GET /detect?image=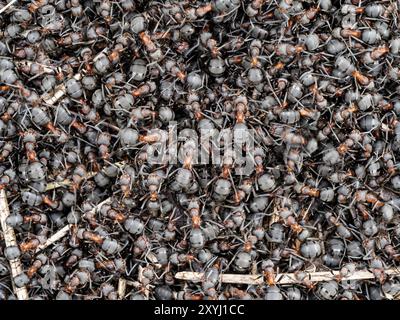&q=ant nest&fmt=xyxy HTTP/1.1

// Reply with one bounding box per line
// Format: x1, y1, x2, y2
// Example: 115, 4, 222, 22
0, 0, 400, 300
